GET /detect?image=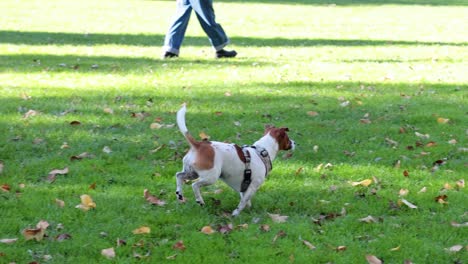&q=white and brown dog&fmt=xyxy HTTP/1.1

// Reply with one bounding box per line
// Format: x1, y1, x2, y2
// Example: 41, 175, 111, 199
175, 104, 295, 216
